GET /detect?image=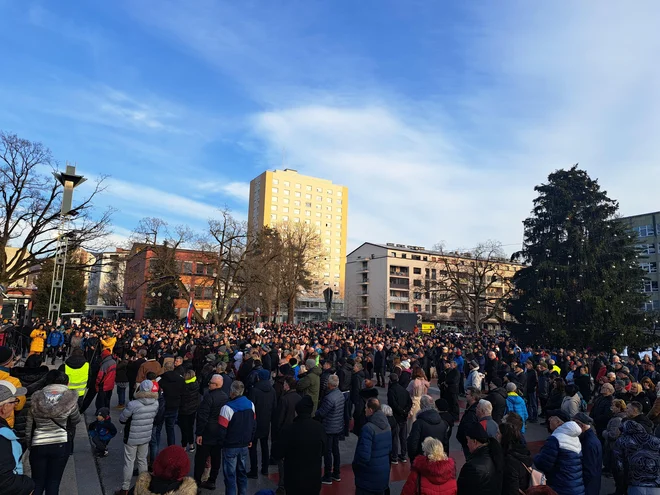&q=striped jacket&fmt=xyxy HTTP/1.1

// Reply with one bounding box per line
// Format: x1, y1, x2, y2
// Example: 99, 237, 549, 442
218, 395, 256, 448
